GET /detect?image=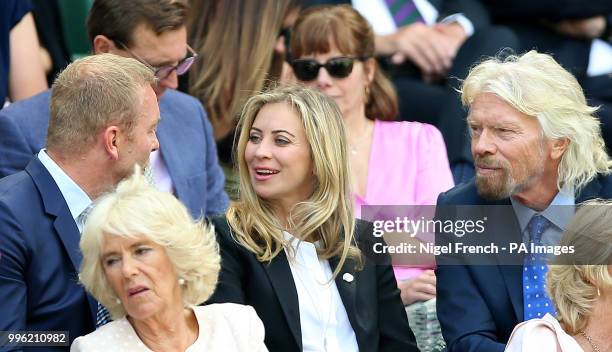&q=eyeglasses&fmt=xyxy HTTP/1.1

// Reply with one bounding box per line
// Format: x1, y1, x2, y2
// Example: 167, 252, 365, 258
290, 56, 368, 81
114, 40, 198, 80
